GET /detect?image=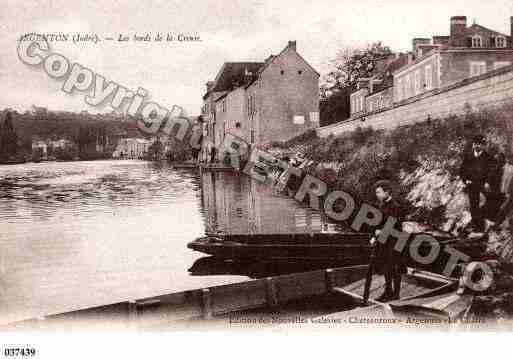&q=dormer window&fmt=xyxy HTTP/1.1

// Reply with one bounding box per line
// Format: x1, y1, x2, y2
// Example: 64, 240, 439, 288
472, 35, 483, 48
496, 36, 506, 48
